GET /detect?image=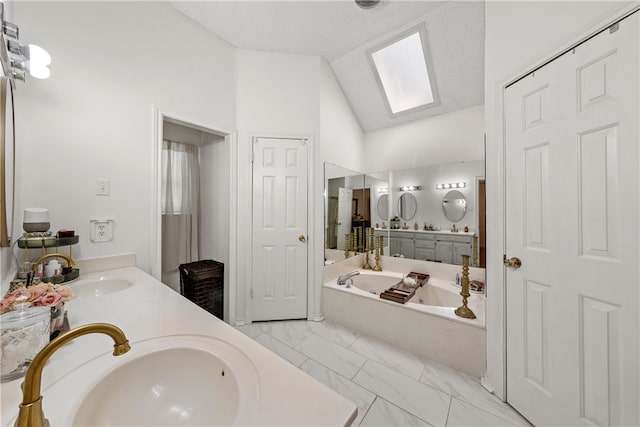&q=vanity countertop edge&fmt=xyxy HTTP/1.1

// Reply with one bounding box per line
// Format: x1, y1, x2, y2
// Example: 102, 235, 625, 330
0, 266, 357, 427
